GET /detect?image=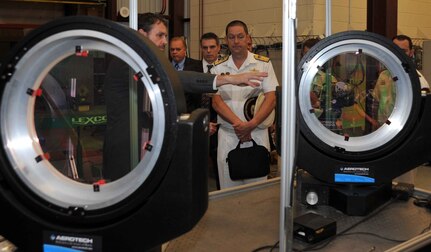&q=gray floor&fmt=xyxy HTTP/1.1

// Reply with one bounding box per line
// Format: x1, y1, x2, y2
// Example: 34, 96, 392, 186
165, 180, 281, 252
1, 163, 429, 252
169, 164, 431, 252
